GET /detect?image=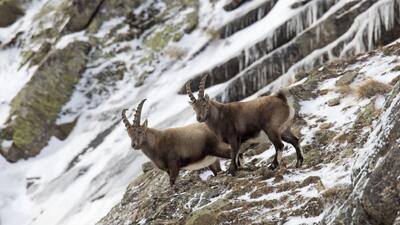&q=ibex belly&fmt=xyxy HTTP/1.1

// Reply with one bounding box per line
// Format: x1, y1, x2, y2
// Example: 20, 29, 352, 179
182, 156, 218, 170
244, 131, 265, 144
